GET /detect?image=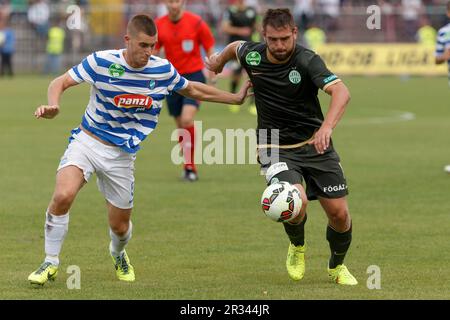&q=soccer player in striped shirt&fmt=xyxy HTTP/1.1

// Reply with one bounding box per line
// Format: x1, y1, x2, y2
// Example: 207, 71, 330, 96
28, 14, 251, 286
155, 0, 216, 182
435, 1, 450, 86
435, 1, 450, 173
